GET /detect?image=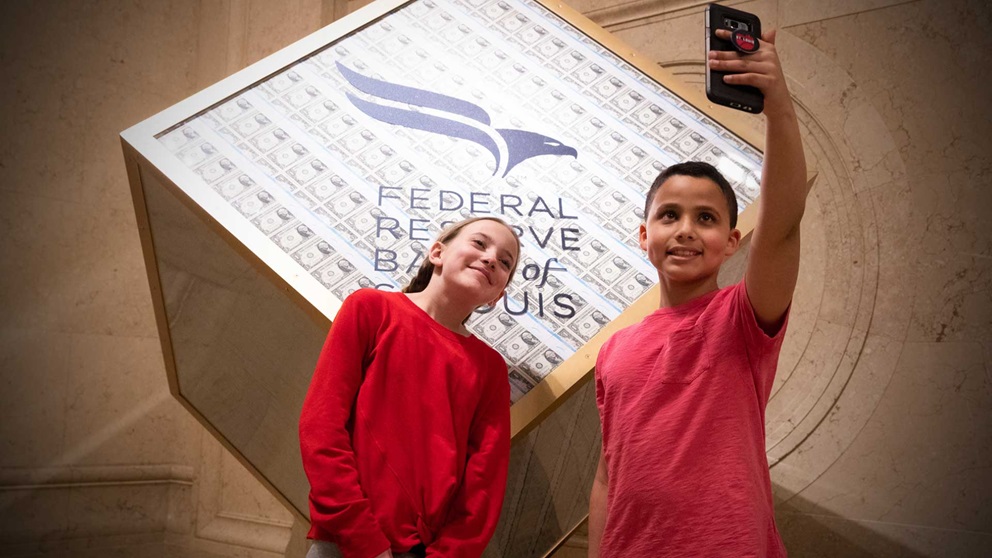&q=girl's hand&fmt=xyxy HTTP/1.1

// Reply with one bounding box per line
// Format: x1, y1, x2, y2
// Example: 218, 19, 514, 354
708, 28, 793, 118
374, 551, 394, 558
